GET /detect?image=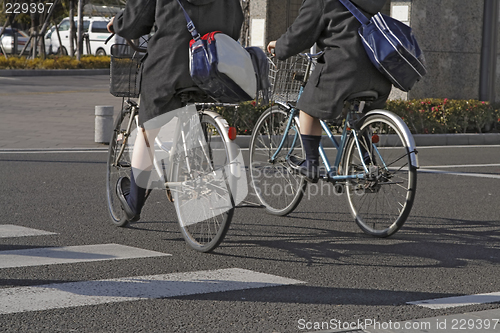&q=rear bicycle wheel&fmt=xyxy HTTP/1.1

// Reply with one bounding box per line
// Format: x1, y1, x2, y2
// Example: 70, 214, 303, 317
343, 113, 417, 237
106, 107, 135, 227
173, 112, 234, 252
249, 105, 306, 215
